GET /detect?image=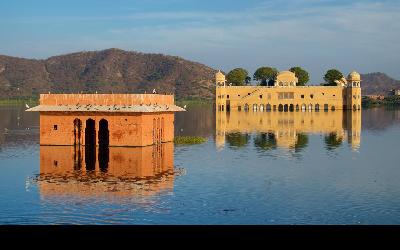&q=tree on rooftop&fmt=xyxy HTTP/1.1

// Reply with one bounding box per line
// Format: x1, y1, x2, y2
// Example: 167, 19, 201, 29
253, 67, 278, 86
289, 67, 310, 86
226, 68, 249, 86
323, 69, 344, 86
